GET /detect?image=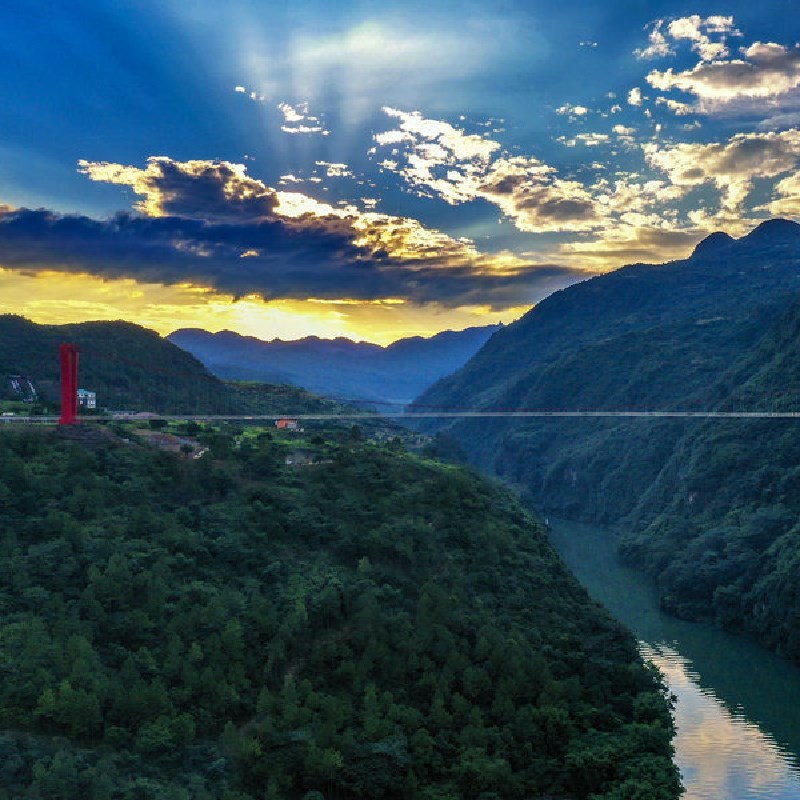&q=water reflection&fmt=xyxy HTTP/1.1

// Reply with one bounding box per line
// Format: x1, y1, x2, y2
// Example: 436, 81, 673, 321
645, 643, 800, 799
548, 518, 800, 800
